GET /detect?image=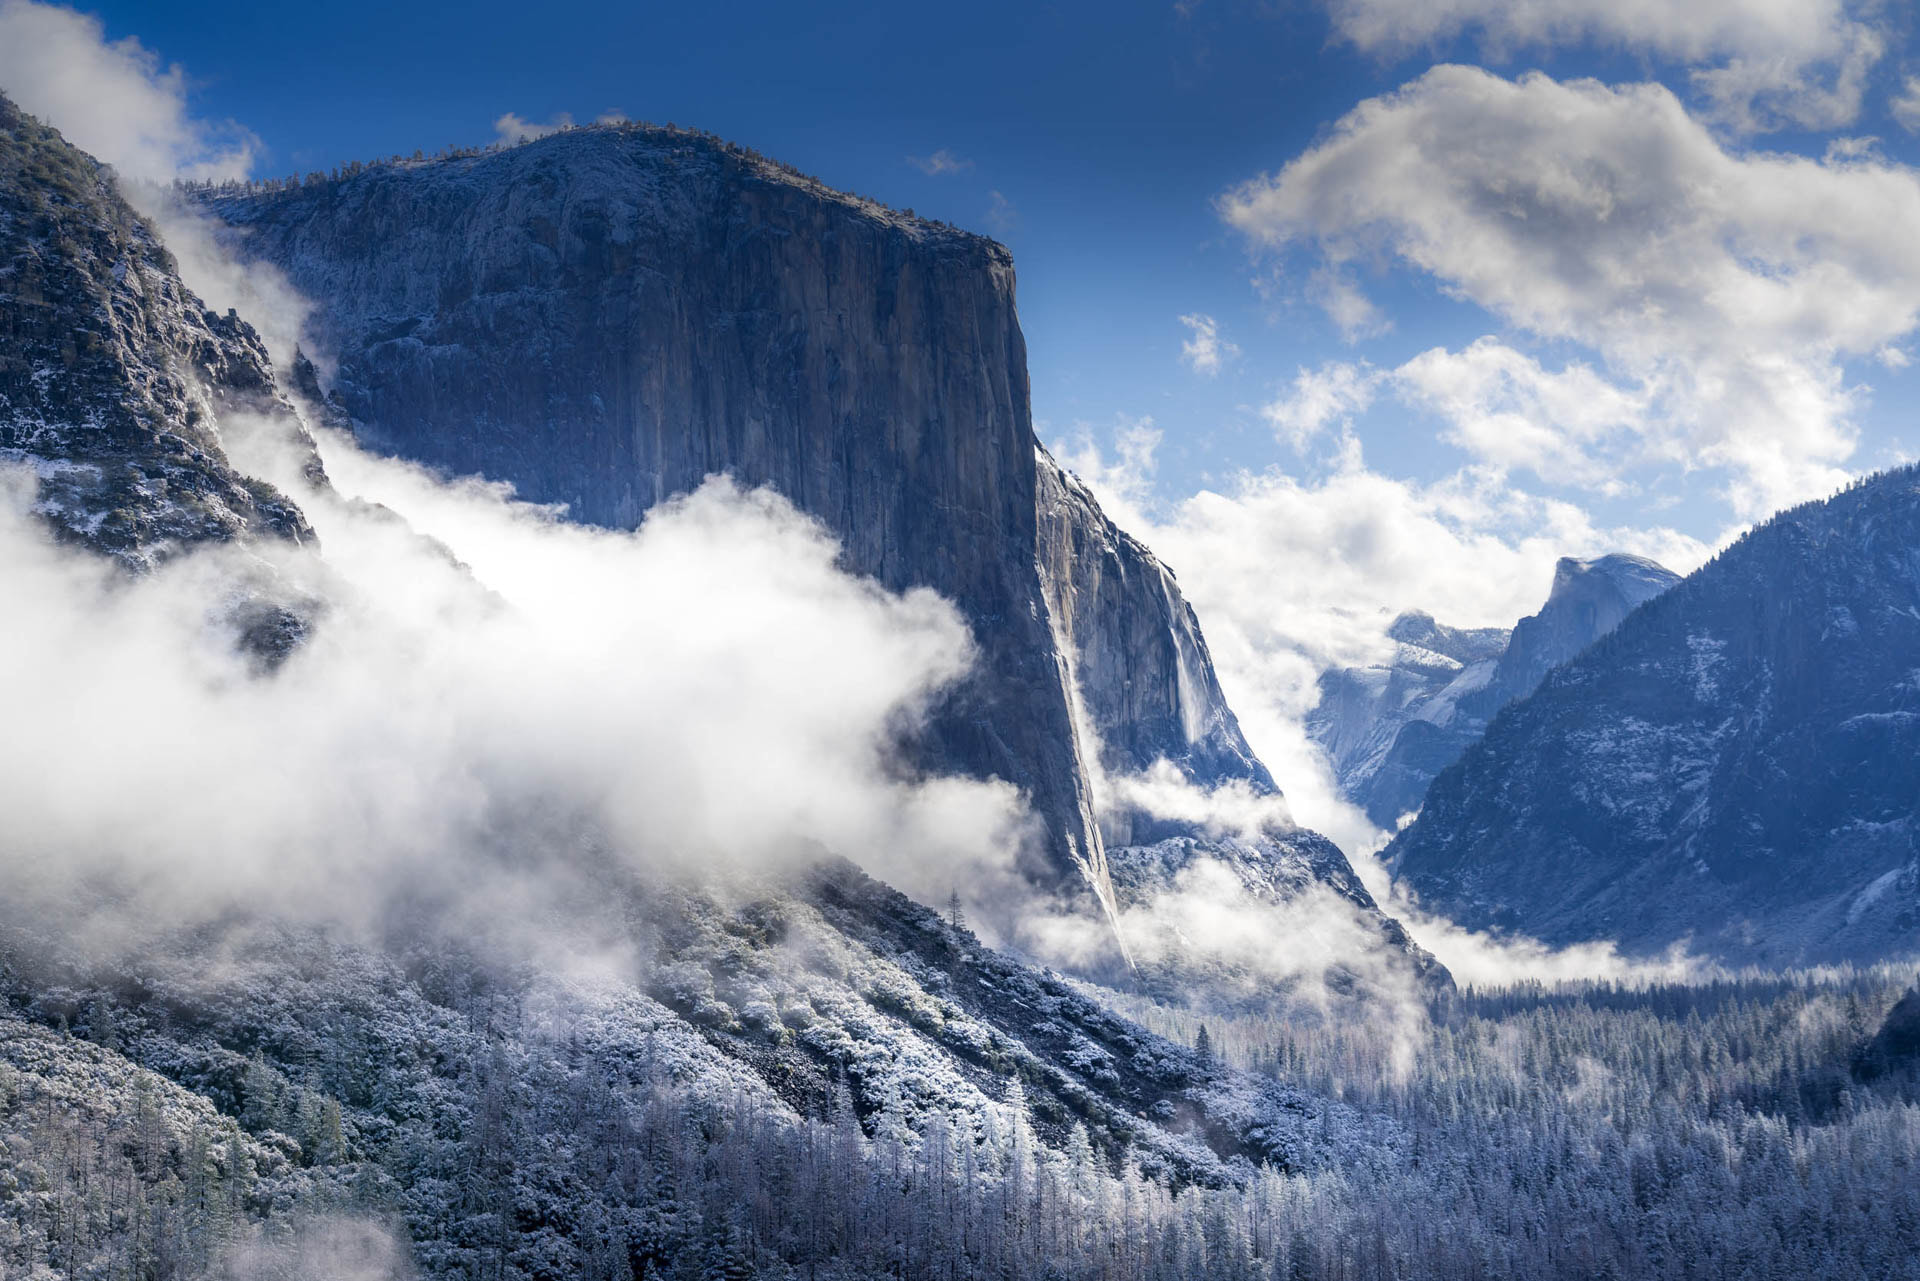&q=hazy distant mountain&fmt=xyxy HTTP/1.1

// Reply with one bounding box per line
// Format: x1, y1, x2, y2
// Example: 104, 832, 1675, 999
1389, 472, 1920, 965
1309, 554, 1679, 828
